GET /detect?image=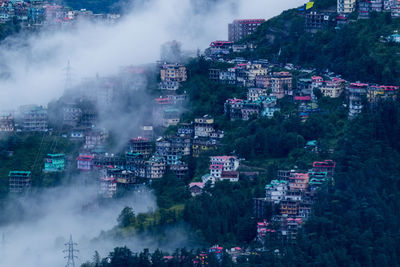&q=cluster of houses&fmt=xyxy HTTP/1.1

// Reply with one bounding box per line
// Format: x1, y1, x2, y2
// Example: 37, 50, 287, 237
208, 53, 398, 120
302, 0, 400, 34
0, 105, 48, 133
254, 160, 336, 243
74, 112, 226, 198
0, 0, 120, 27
